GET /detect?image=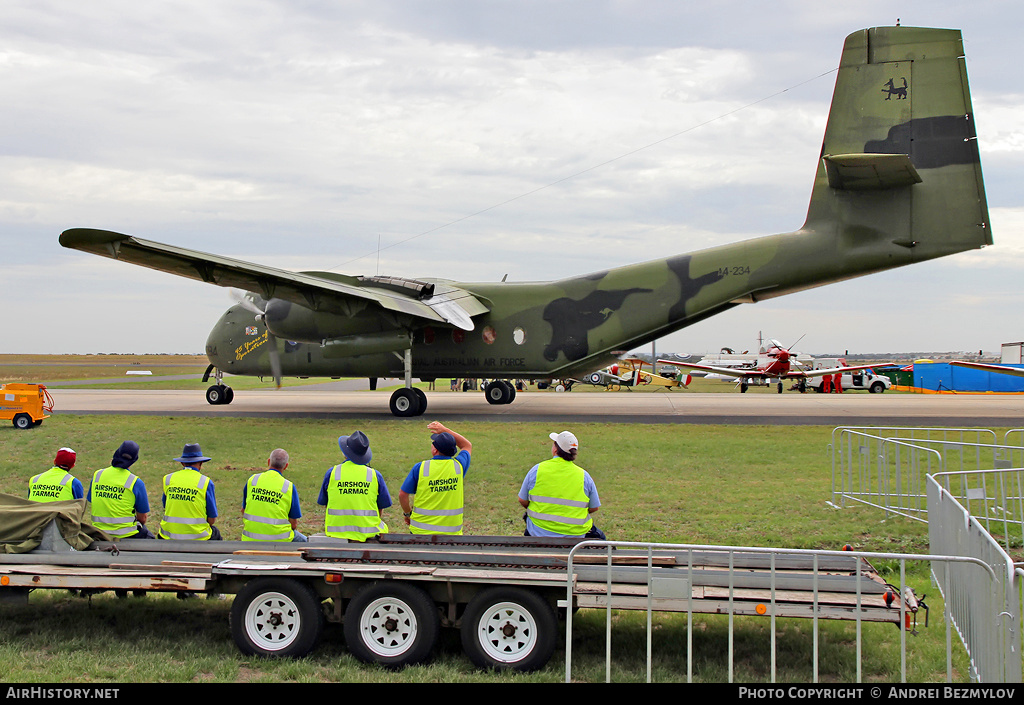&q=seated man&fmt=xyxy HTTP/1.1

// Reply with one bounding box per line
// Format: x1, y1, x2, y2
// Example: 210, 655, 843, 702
29, 447, 84, 502
159, 443, 220, 540
318, 432, 390, 541
89, 440, 154, 540
243, 448, 306, 542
